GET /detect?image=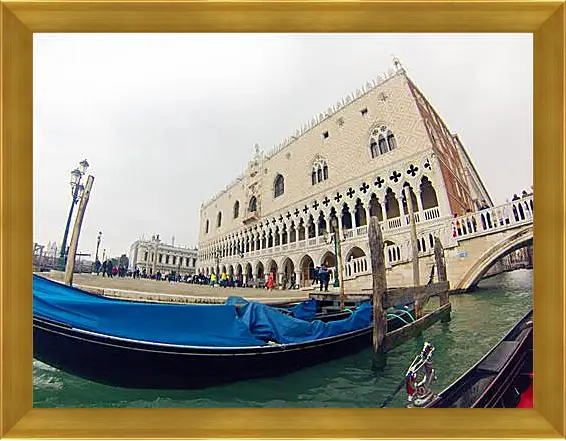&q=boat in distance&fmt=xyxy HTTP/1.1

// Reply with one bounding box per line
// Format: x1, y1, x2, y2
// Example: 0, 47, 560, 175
33, 274, 411, 389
